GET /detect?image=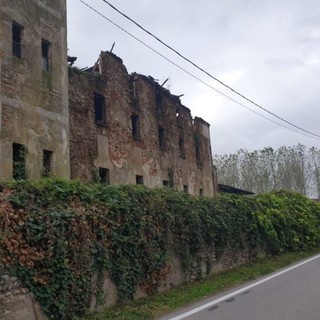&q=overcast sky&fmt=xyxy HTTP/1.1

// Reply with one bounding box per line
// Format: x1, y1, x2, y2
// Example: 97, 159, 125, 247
67, 0, 320, 155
